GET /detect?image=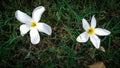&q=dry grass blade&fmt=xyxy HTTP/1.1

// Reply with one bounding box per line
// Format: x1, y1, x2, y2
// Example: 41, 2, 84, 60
89, 61, 106, 68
